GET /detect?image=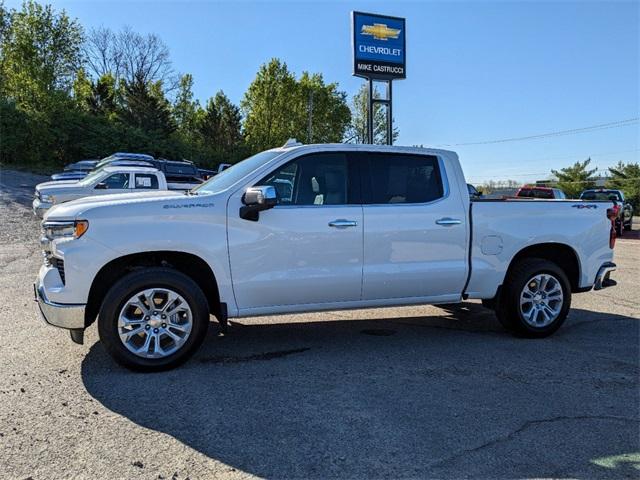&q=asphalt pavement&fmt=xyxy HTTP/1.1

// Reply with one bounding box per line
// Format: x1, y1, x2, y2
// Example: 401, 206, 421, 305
1, 168, 638, 479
